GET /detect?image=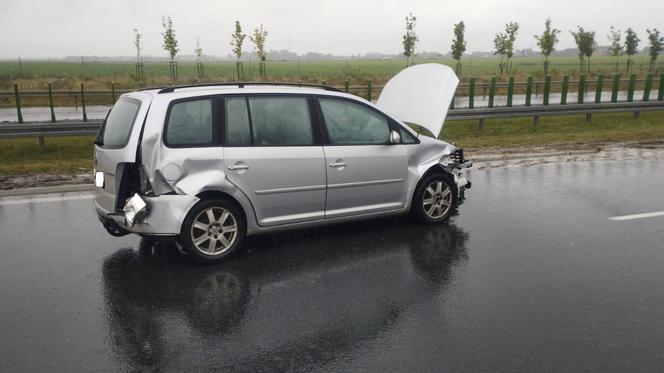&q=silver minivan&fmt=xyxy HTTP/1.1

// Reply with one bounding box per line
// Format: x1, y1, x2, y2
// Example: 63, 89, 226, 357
94, 64, 472, 263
